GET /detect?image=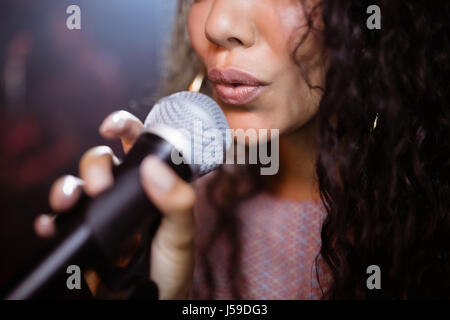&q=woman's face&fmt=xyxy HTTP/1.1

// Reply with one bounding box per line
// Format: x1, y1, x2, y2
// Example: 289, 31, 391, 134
188, 0, 325, 134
